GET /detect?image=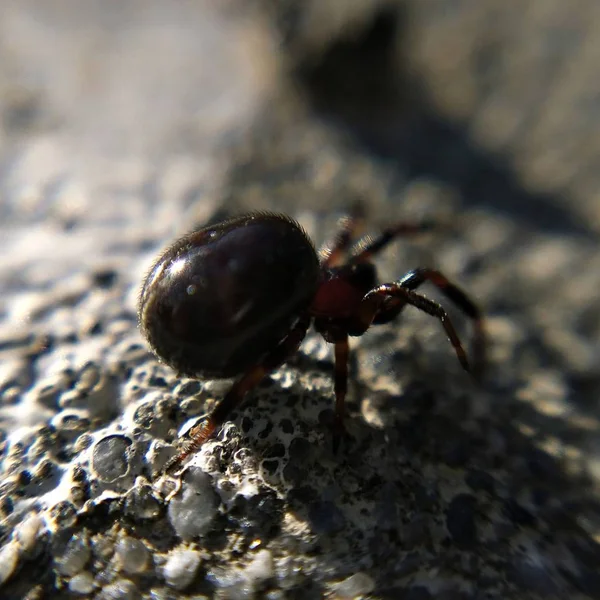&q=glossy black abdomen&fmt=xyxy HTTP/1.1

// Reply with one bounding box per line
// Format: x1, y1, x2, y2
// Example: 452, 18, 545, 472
138, 213, 319, 378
